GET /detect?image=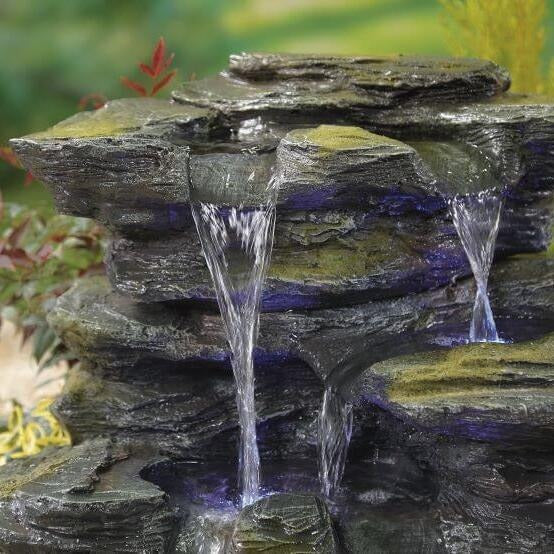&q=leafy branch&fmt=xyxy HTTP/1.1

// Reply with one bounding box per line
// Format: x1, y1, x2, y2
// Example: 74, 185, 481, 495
121, 37, 177, 97
0, 200, 105, 369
